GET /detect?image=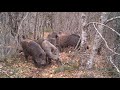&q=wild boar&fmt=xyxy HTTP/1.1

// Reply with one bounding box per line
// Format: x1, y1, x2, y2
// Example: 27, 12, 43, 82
20, 39, 47, 67
35, 38, 62, 65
